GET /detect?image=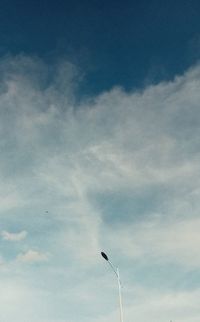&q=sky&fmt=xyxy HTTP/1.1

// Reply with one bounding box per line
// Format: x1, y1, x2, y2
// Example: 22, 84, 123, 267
1, 1, 200, 322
